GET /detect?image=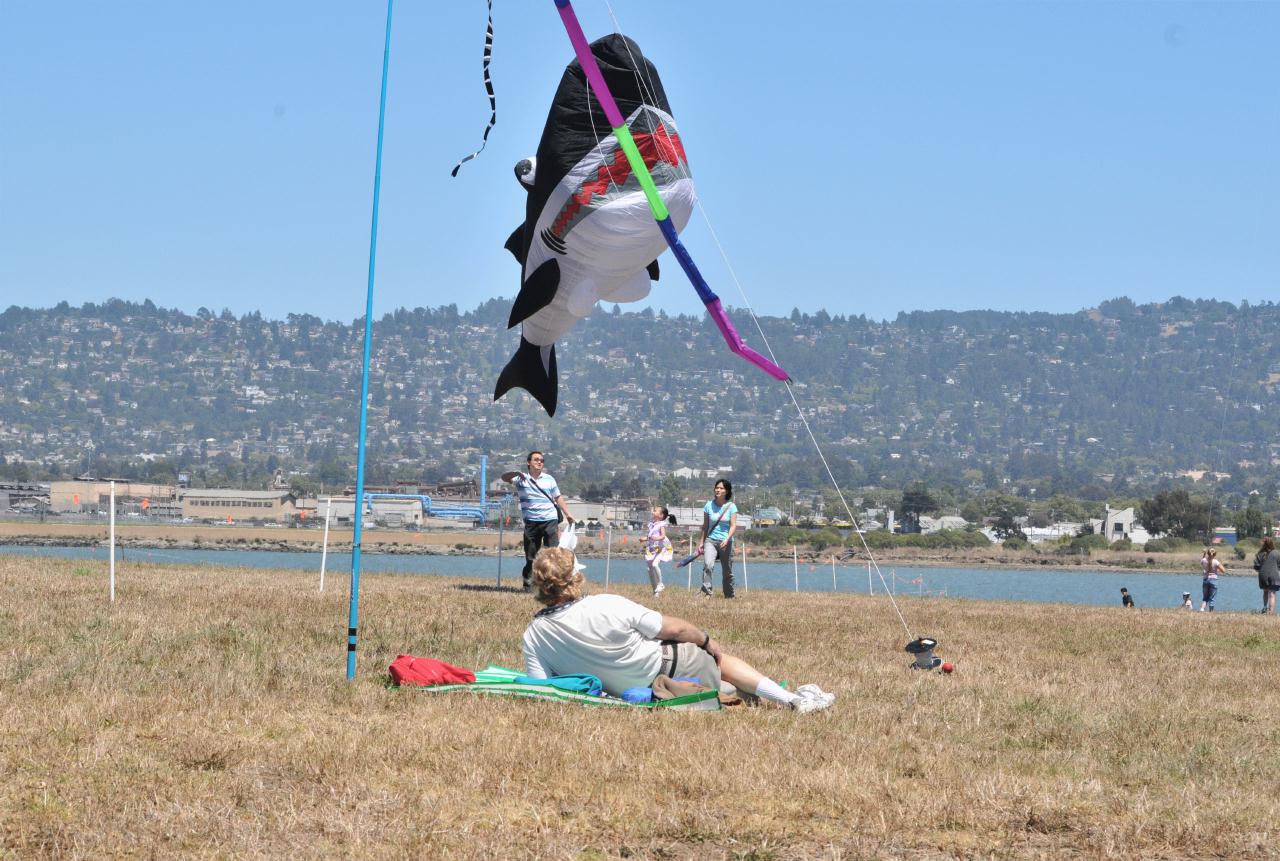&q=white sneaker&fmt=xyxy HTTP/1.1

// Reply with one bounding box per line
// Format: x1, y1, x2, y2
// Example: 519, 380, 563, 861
653, 584, 665, 596
791, 686, 835, 714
